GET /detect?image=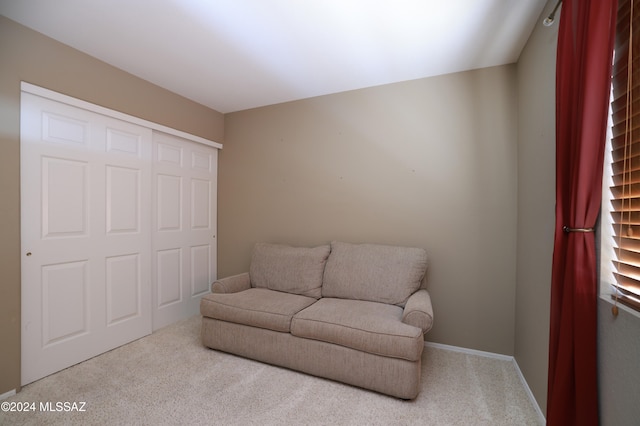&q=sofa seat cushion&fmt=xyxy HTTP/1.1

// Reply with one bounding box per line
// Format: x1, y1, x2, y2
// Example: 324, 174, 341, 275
290, 298, 424, 361
322, 241, 428, 306
200, 288, 317, 333
250, 243, 331, 299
